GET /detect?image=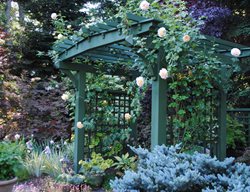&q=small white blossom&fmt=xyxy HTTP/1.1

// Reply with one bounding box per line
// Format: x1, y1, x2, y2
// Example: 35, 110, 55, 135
50, 140, 54, 145
140, 0, 150, 10
231, 48, 241, 57
26, 140, 33, 150
67, 25, 72, 29
63, 141, 67, 145
136, 76, 144, 87
61, 93, 69, 101
4, 135, 9, 141
51, 13, 57, 20
125, 113, 132, 121
44, 146, 51, 155
31, 77, 41, 82
57, 34, 64, 40
183, 34, 191, 42
77, 121, 84, 129
159, 68, 169, 79
15, 134, 20, 140
158, 27, 167, 38
45, 86, 53, 91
